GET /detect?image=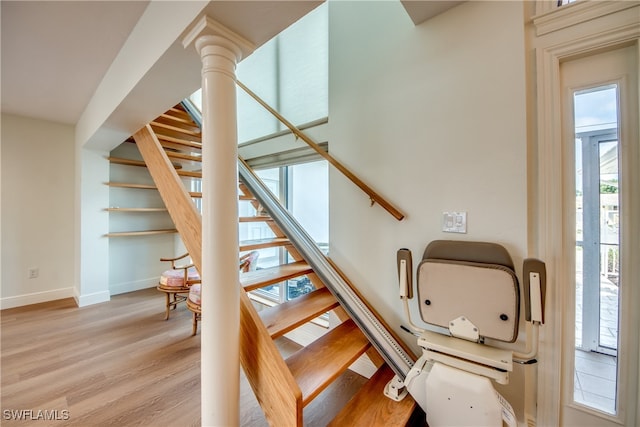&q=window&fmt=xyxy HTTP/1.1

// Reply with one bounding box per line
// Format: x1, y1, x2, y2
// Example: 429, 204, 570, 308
235, 3, 327, 143
241, 160, 329, 304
